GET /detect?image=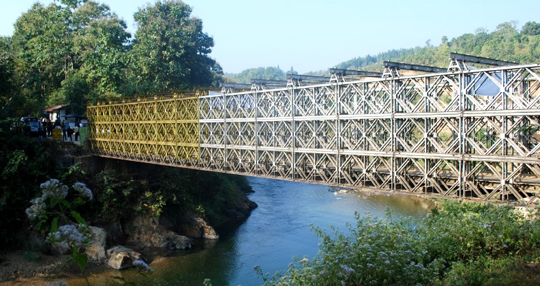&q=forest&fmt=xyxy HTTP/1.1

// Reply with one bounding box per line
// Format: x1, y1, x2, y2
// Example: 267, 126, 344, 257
334, 21, 540, 73
0, 0, 236, 252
